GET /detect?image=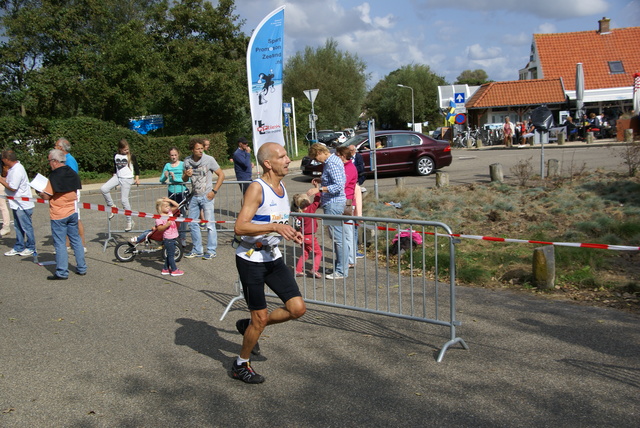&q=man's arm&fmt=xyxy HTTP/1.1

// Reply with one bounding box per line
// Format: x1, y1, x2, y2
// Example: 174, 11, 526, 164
211, 168, 225, 197
0, 176, 16, 192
